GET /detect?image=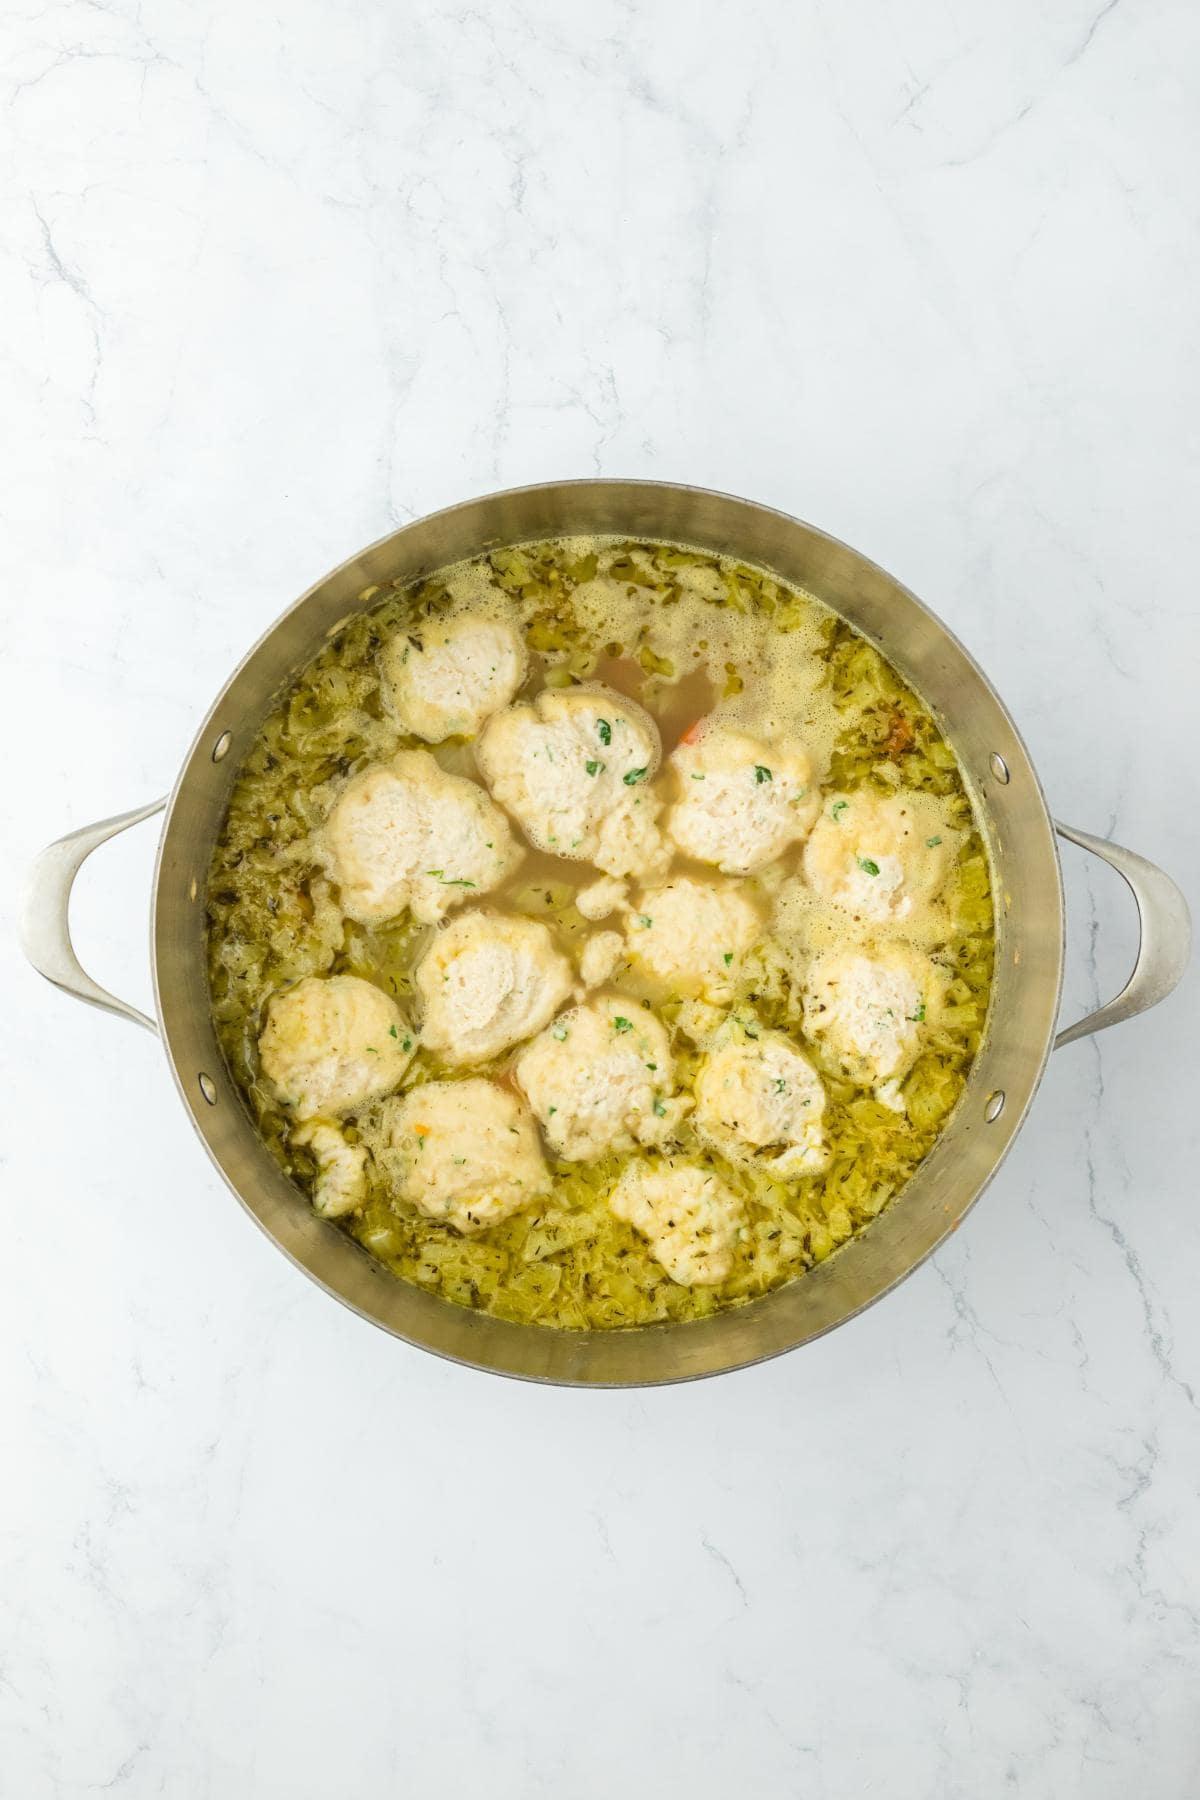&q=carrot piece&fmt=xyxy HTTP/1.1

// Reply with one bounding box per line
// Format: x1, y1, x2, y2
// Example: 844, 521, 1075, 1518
883, 712, 915, 758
